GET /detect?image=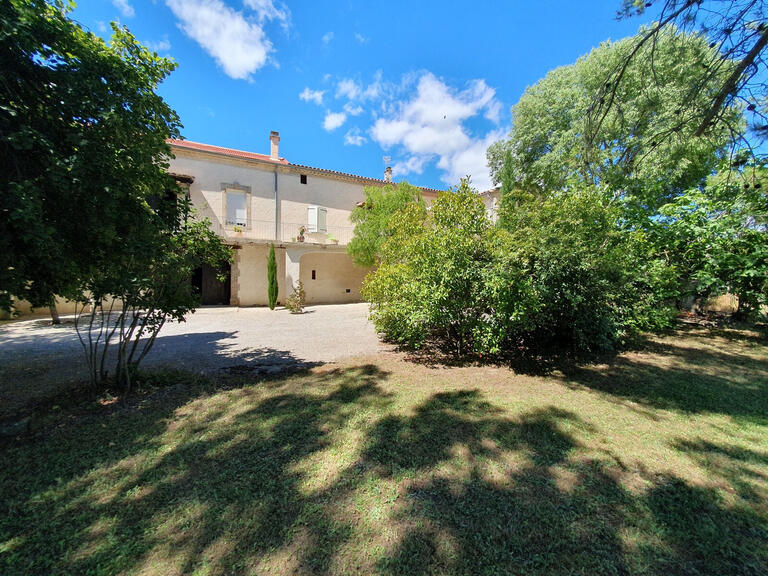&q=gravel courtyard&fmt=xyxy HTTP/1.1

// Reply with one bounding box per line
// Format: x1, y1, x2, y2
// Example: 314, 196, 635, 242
0, 303, 381, 417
